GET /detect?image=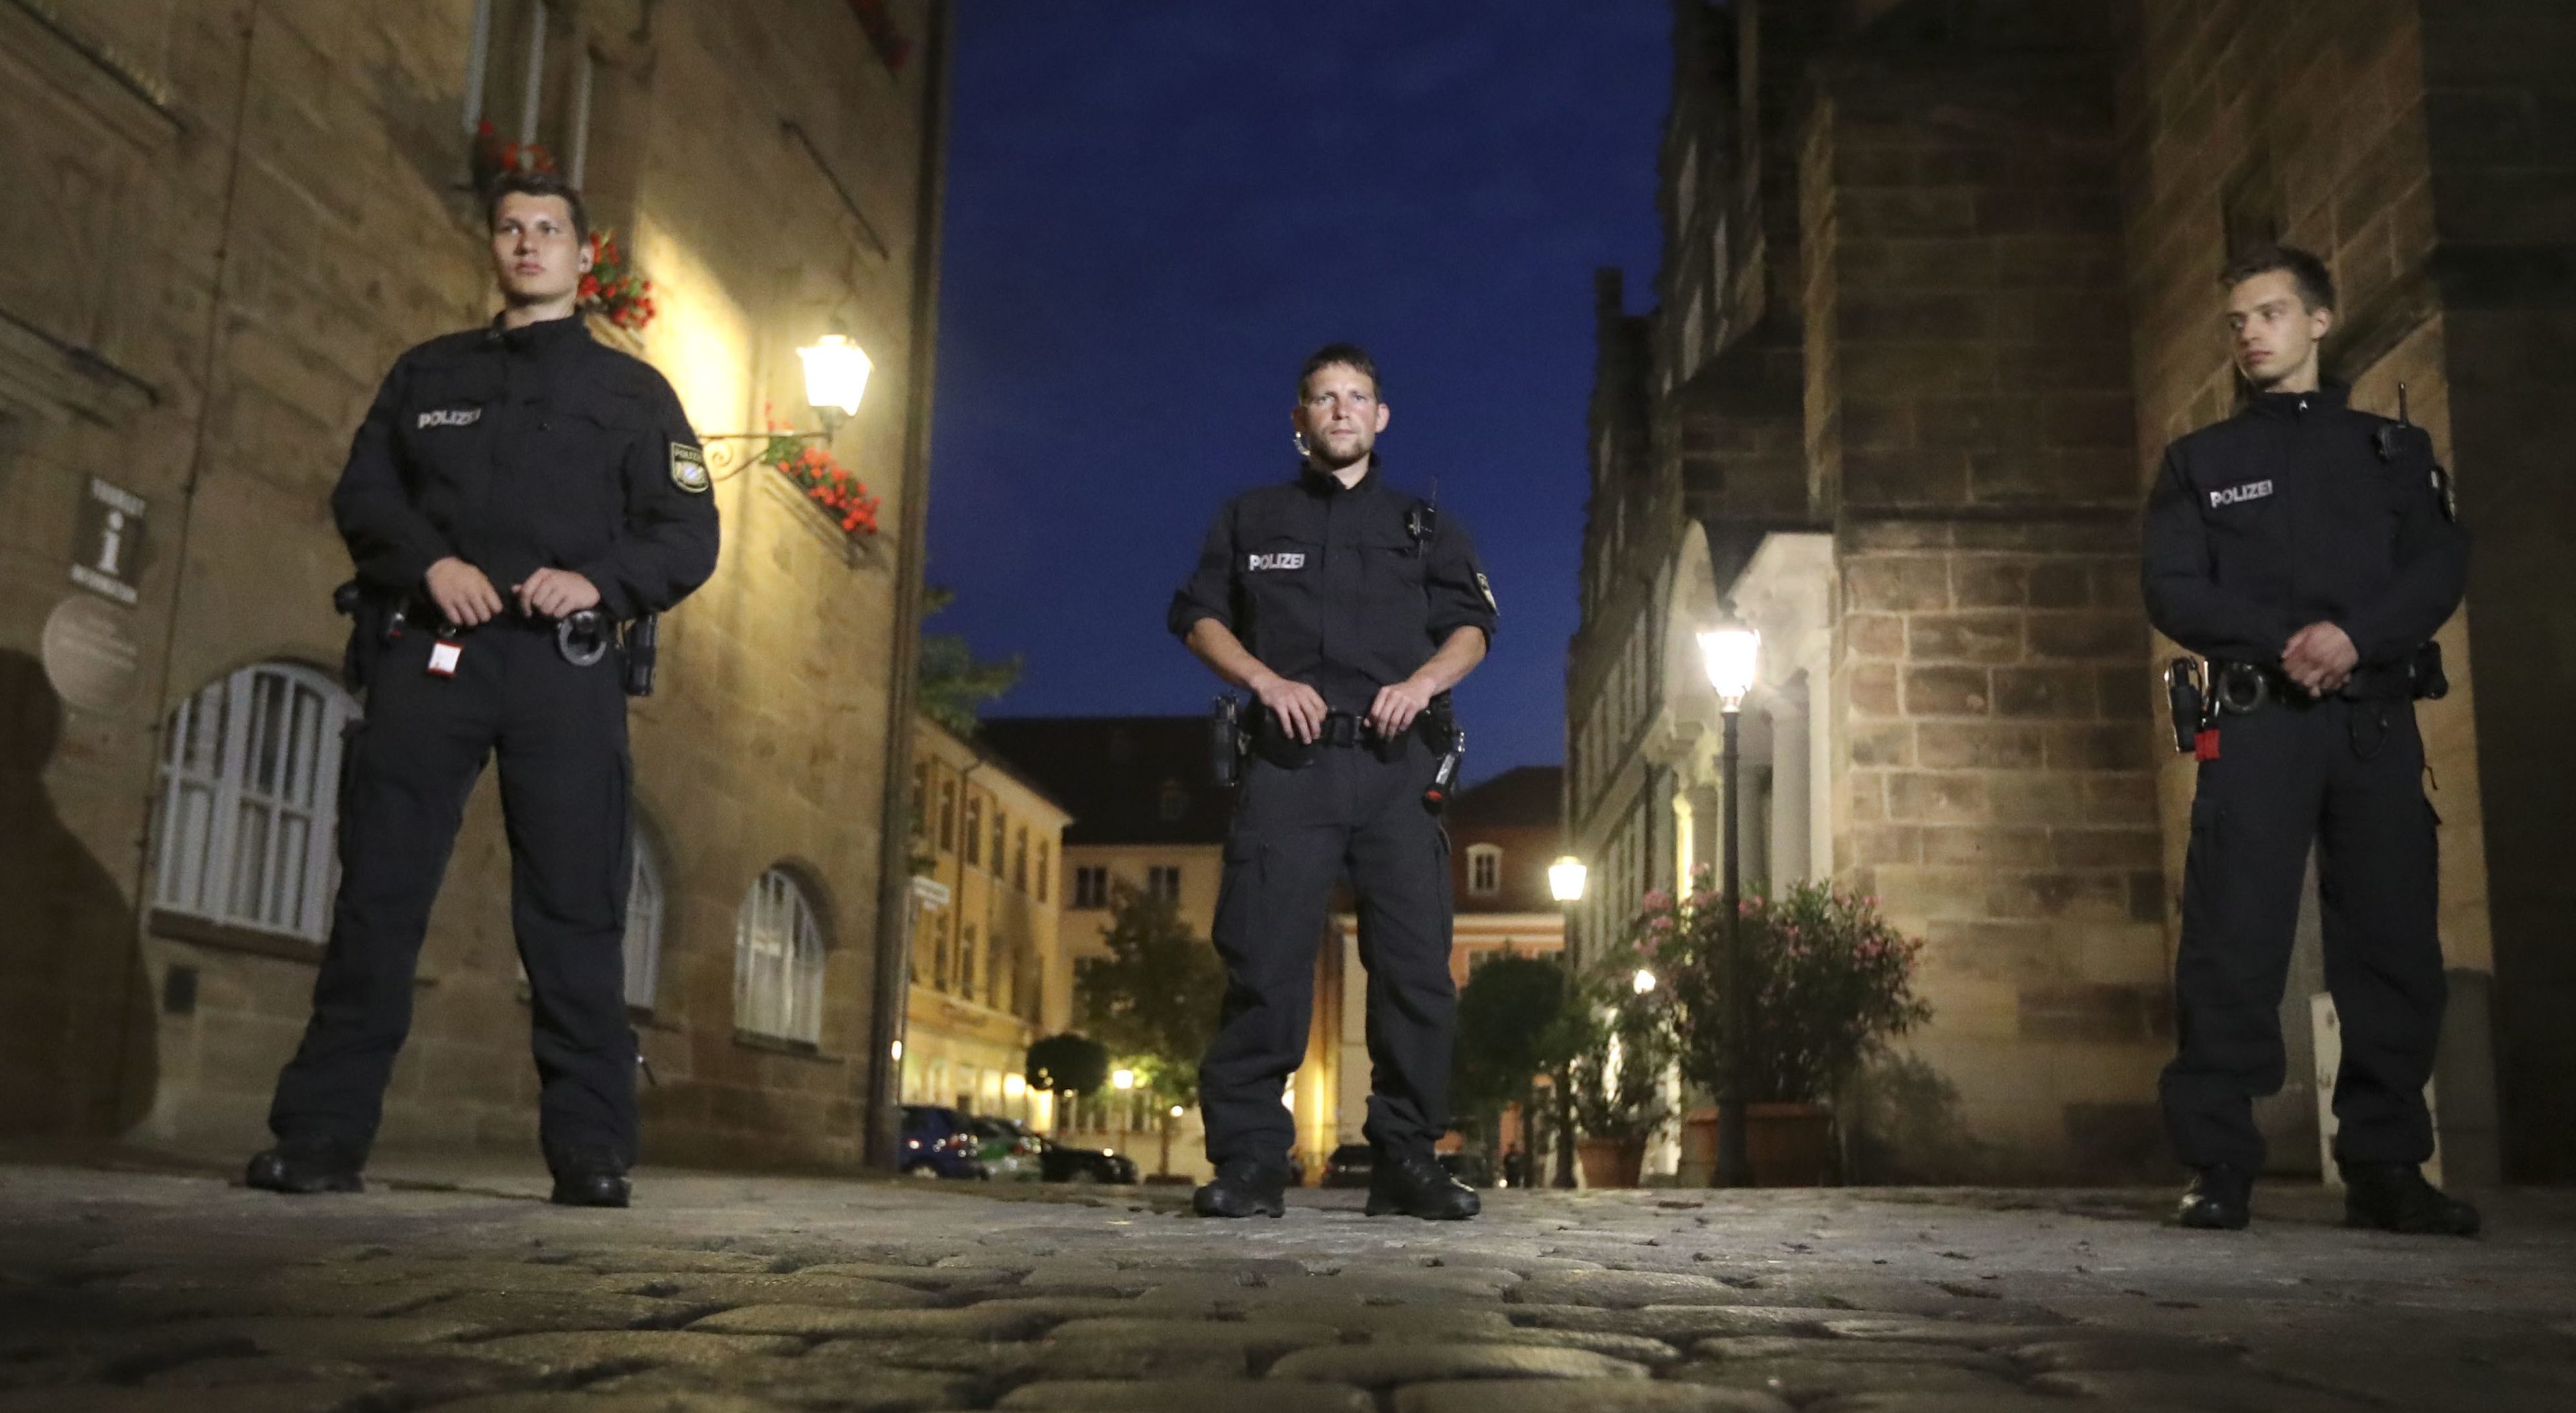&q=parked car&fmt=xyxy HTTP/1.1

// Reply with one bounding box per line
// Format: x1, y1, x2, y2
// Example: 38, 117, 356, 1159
1438, 1150, 1490, 1189
1321, 1145, 1485, 1190
1038, 1138, 1138, 1184
1320, 1143, 1375, 1189
899, 1104, 987, 1179
971, 1116, 1046, 1181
